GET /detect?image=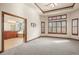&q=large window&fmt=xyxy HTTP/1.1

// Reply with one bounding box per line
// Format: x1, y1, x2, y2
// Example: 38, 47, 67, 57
48, 14, 67, 34
48, 20, 67, 34
72, 18, 78, 35
41, 22, 45, 33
